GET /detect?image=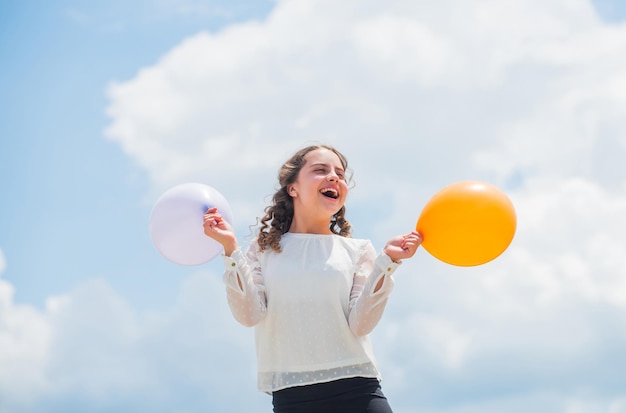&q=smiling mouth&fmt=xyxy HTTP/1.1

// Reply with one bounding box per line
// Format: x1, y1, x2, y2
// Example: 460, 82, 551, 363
320, 188, 339, 199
